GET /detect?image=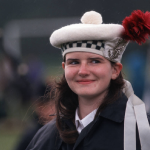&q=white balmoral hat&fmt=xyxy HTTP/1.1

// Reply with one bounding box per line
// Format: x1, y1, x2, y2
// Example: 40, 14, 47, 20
50, 10, 150, 62
50, 11, 128, 62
